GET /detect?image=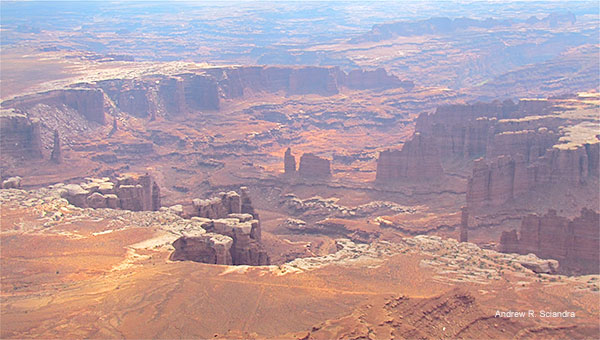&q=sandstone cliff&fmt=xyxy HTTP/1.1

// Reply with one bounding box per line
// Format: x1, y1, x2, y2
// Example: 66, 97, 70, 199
0, 110, 43, 160
467, 142, 599, 208
60, 174, 161, 211
2, 88, 107, 124
298, 153, 331, 179
173, 188, 269, 266
499, 208, 599, 274
284, 147, 297, 175
376, 133, 443, 182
